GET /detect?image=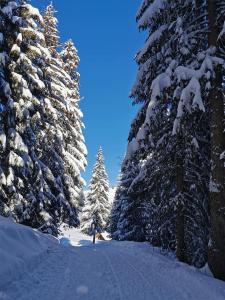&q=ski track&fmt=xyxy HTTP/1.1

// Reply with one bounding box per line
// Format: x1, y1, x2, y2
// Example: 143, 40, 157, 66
2, 240, 225, 300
